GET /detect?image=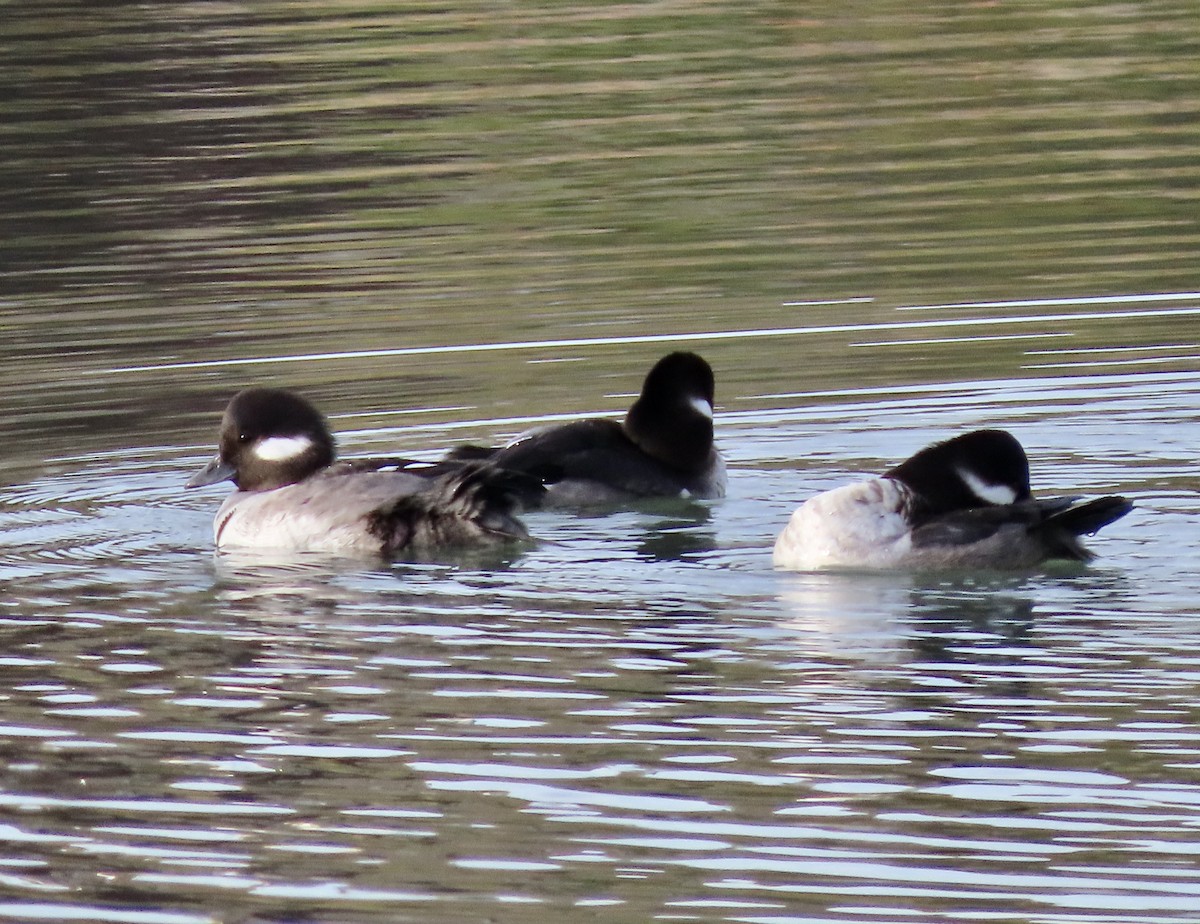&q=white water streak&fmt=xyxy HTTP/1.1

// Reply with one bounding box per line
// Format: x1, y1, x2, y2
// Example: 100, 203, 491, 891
89, 297, 1200, 377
